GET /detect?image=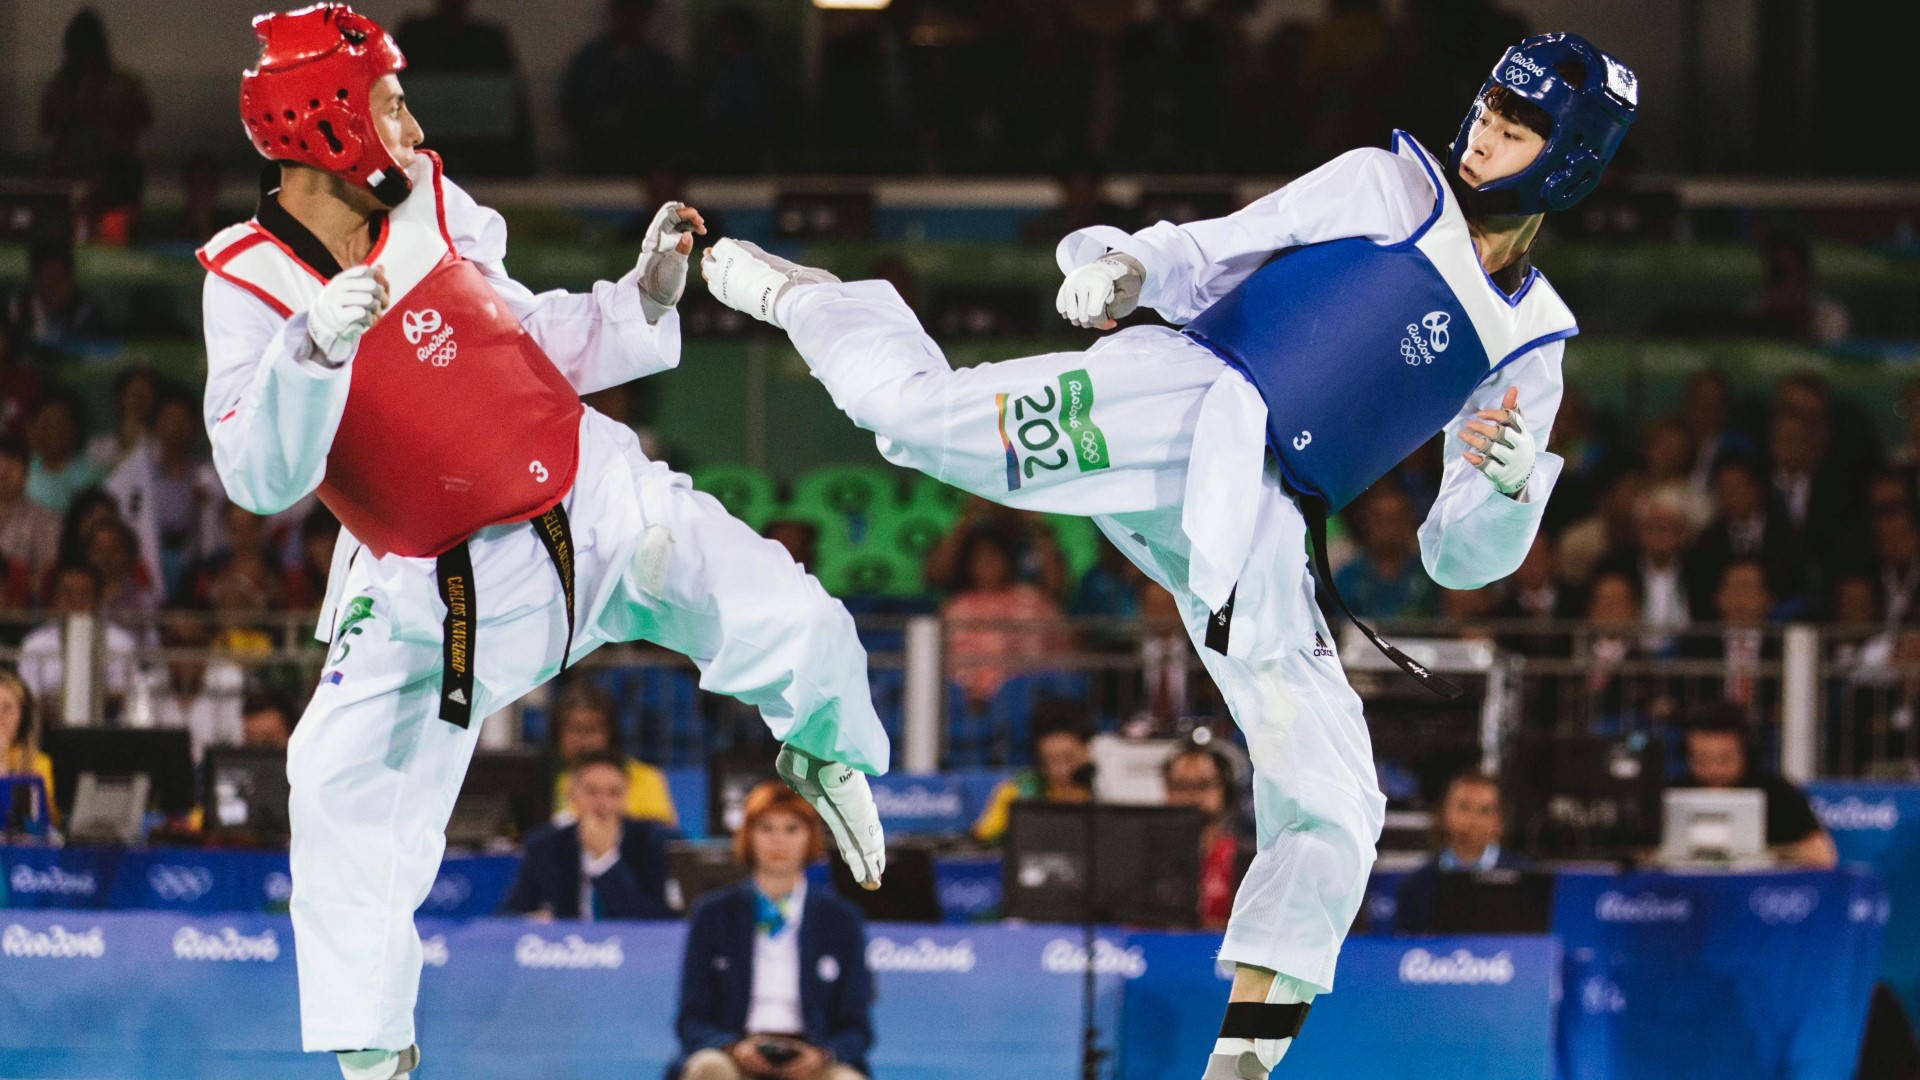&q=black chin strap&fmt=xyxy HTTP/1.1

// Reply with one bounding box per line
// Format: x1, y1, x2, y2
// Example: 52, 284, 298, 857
1298, 492, 1463, 701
